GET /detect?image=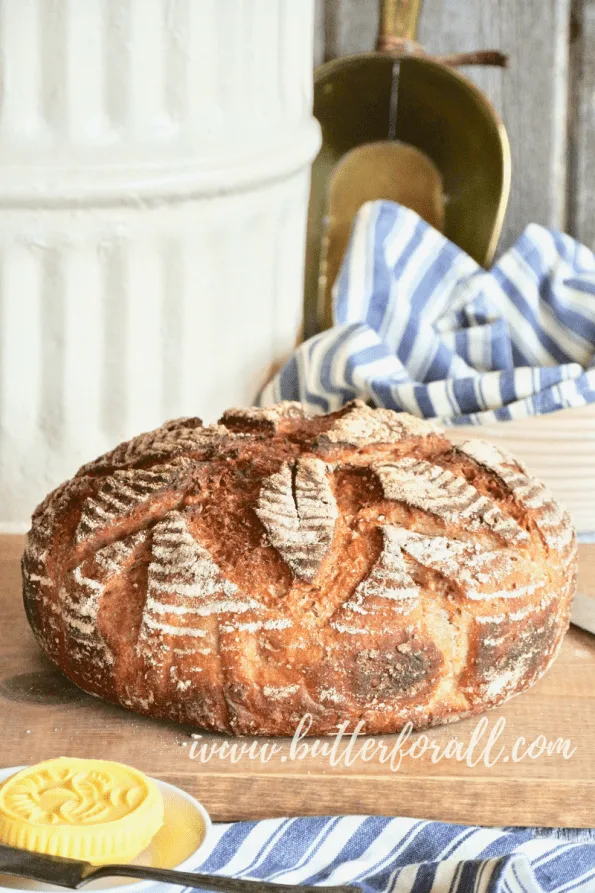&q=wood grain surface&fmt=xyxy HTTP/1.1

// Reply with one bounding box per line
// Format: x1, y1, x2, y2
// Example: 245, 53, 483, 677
2, 535, 594, 827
